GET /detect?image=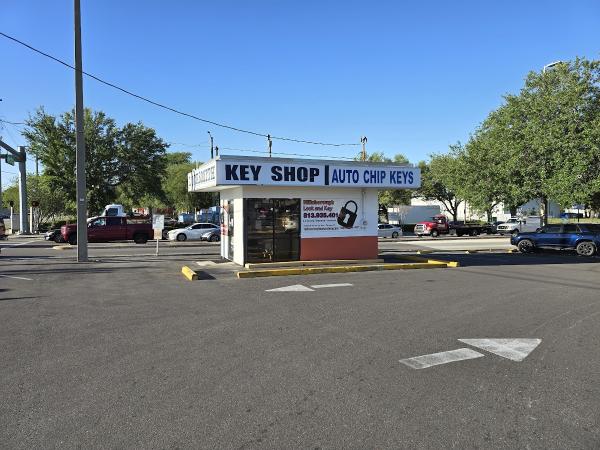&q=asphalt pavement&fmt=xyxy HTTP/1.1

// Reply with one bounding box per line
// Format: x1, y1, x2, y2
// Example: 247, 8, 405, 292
1, 237, 599, 448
